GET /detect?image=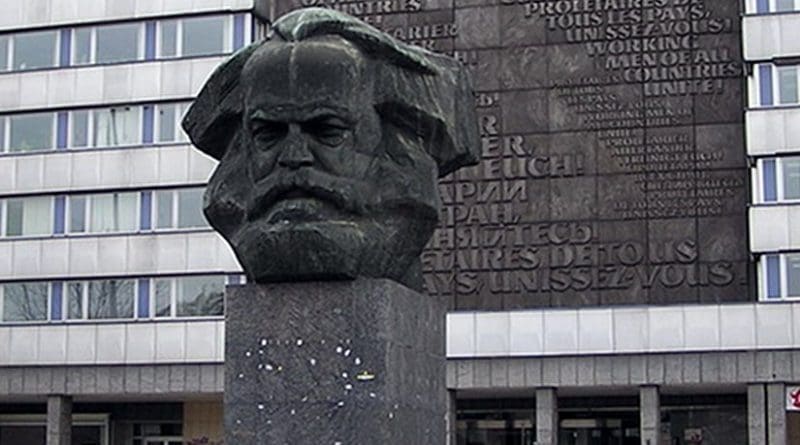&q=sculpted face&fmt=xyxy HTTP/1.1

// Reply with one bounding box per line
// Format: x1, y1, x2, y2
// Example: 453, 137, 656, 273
203, 37, 441, 288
